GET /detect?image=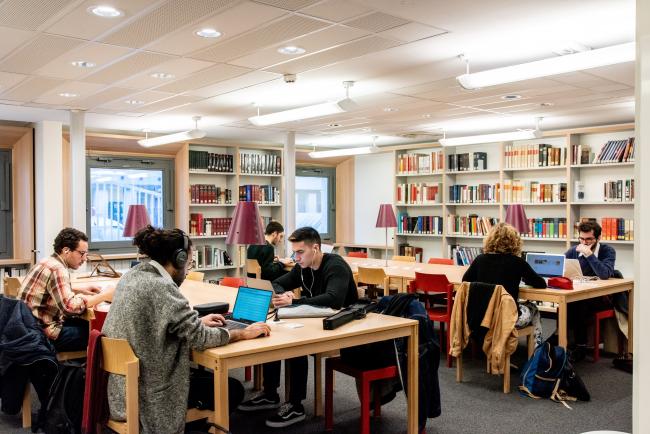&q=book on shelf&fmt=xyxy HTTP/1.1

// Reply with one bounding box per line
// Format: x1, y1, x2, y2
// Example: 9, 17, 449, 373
574, 217, 633, 241
570, 144, 593, 165
398, 244, 423, 262
448, 245, 482, 266
448, 152, 488, 171
189, 214, 232, 237
192, 245, 233, 269
396, 182, 442, 204
189, 150, 234, 172
502, 180, 566, 203
448, 183, 500, 203
190, 184, 232, 204
523, 217, 567, 239
504, 143, 566, 168
240, 153, 281, 175
396, 212, 443, 235
238, 185, 280, 204
603, 179, 634, 202
397, 150, 444, 175
591, 137, 635, 164
447, 214, 497, 236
